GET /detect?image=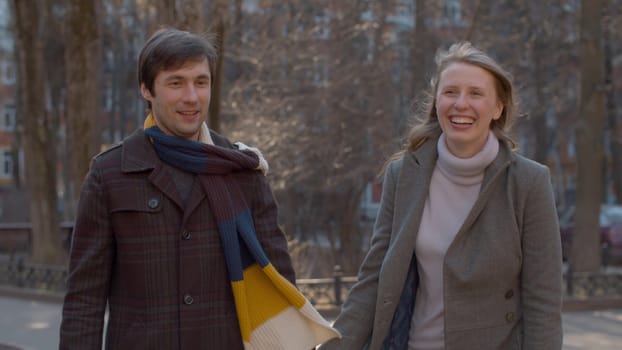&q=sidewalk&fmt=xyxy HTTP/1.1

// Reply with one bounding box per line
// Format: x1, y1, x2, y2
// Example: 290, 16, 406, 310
0, 295, 61, 350
563, 309, 622, 349
1, 292, 621, 350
